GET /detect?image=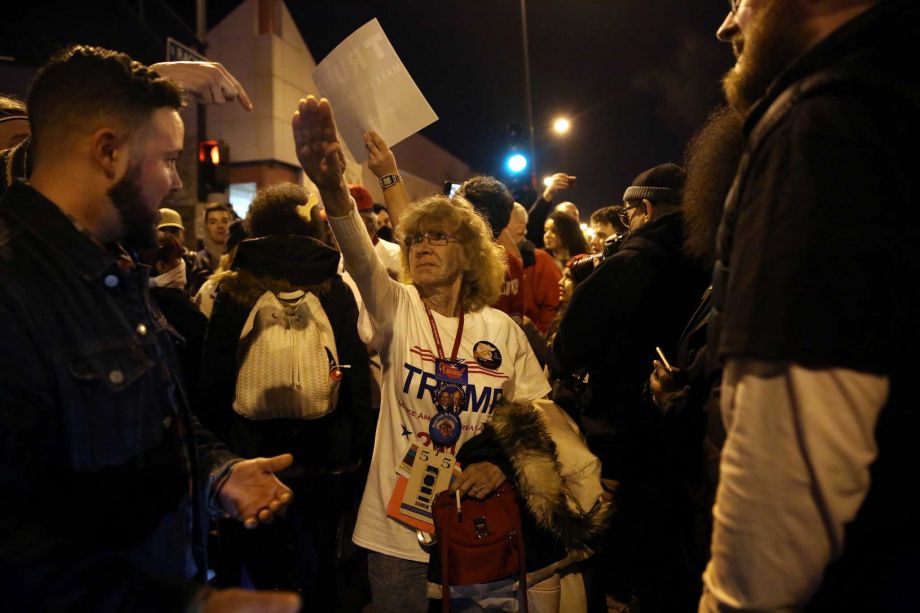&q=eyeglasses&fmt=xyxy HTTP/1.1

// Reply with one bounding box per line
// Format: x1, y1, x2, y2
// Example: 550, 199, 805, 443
402, 231, 461, 249
728, 0, 741, 14
618, 203, 639, 227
